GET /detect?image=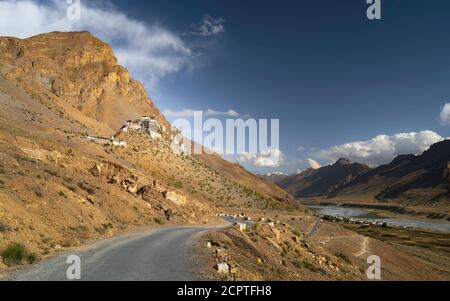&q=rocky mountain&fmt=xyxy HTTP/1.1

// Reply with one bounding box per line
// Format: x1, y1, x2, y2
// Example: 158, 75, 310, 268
0, 31, 297, 262
277, 158, 371, 197
330, 140, 450, 204
0, 31, 168, 132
